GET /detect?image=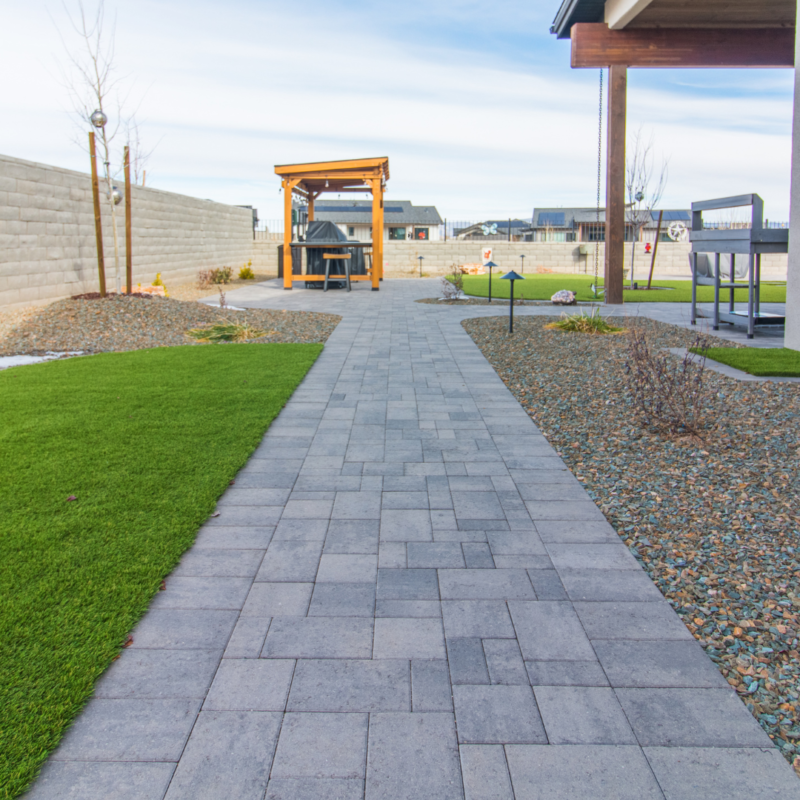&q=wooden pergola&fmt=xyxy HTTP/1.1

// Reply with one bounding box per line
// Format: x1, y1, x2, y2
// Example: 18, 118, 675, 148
551, 0, 796, 304
274, 157, 390, 291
